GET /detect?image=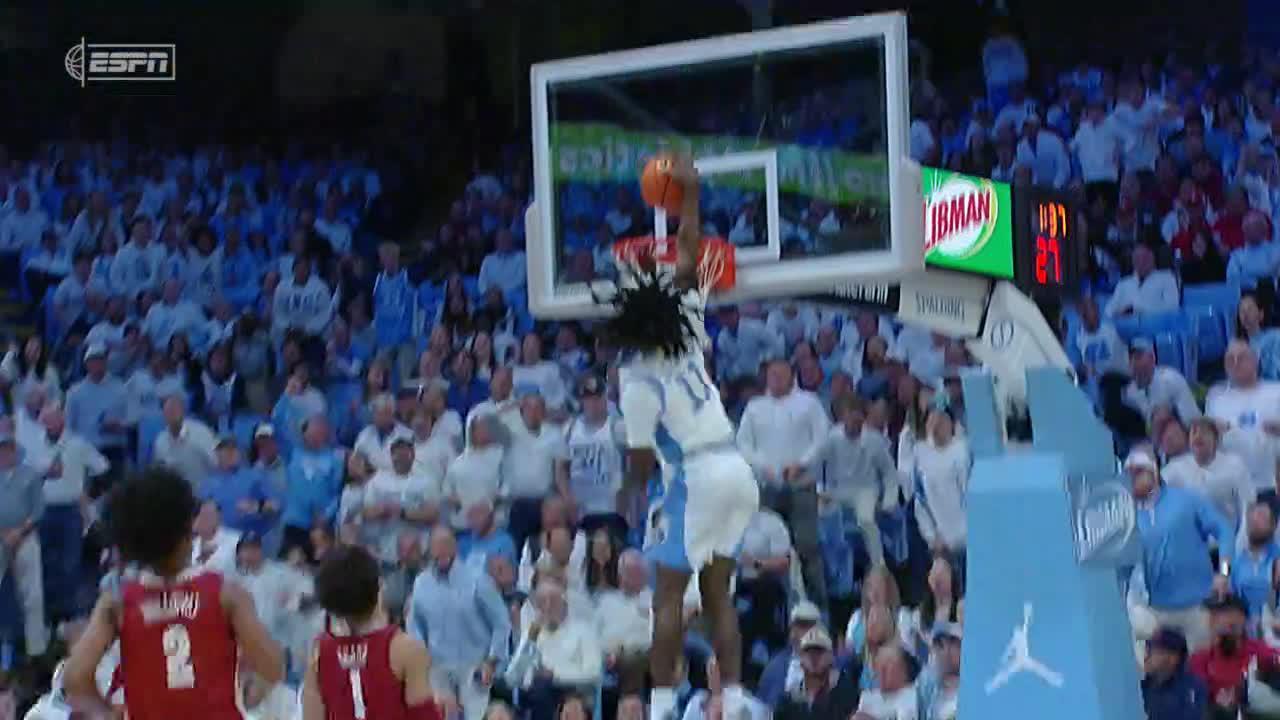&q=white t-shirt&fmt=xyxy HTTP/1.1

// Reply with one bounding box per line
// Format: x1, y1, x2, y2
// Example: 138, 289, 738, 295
1205, 382, 1280, 491
503, 422, 568, 499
